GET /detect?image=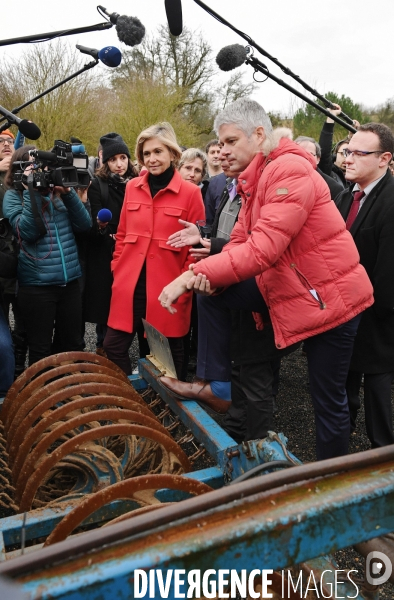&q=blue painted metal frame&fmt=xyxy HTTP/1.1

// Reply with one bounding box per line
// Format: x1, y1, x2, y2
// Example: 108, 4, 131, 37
1, 359, 384, 600
138, 359, 300, 481
0, 467, 224, 560
0, 358, 298, 562
4, 459, 393, 600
